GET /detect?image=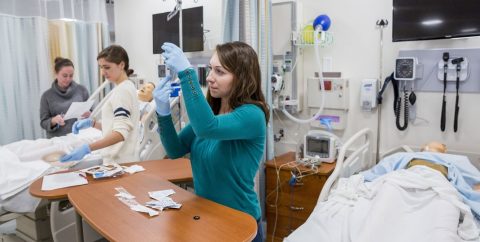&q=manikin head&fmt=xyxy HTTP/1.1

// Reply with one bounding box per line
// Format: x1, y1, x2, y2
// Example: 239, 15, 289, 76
421, 141, 447, 153
138, 82, 155, 102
